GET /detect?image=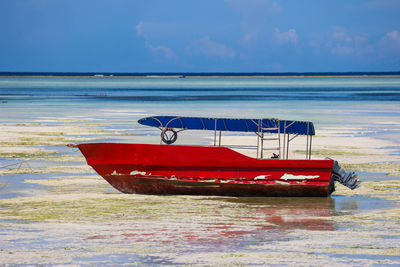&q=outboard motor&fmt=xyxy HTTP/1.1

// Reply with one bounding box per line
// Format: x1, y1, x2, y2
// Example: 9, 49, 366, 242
327, 158, 361, 192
